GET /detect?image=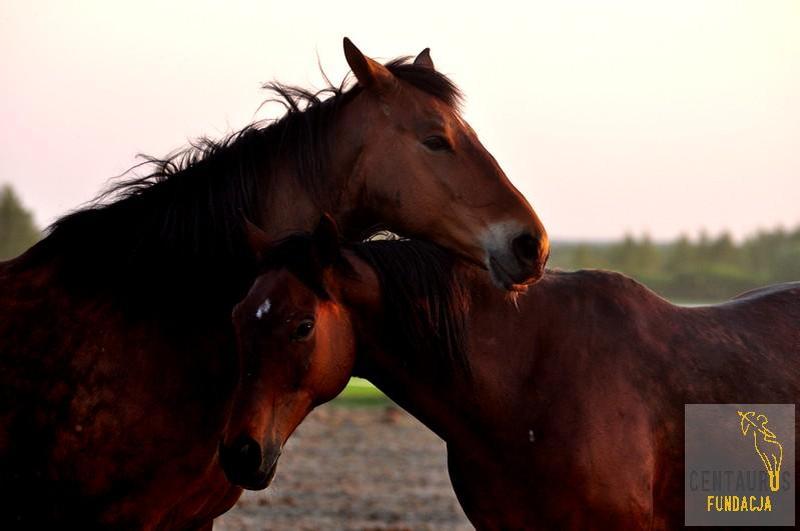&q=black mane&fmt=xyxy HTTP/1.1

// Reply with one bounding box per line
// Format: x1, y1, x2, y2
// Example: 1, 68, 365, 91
28, 58, 461, 322
353, 239, 470, 378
